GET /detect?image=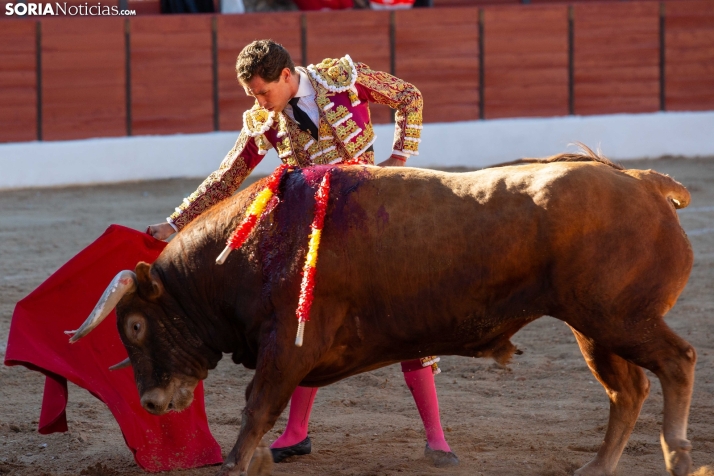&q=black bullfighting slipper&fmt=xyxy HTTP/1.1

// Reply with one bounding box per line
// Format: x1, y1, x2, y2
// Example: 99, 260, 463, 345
270, 436, 312, 463
424, 443, 460, 467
